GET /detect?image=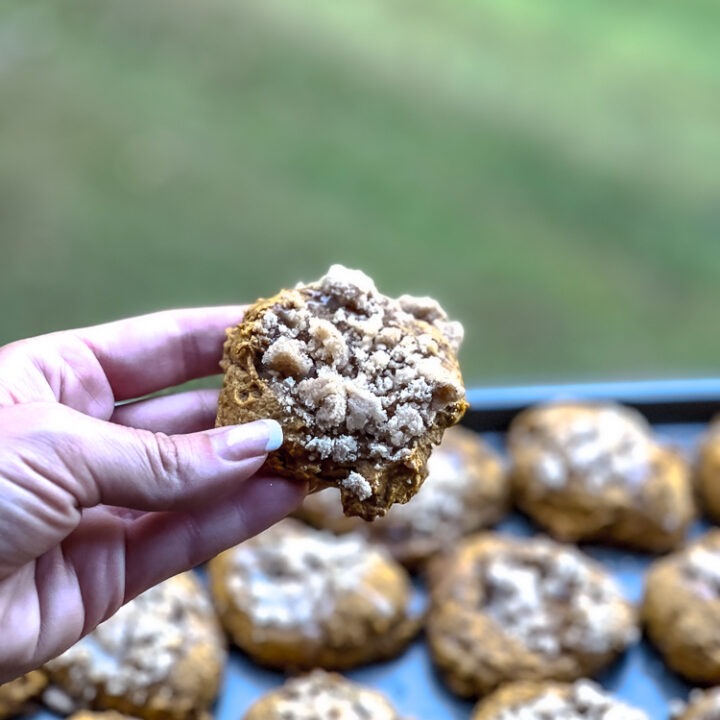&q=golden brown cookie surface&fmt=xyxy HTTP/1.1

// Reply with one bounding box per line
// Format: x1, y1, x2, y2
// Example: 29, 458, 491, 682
296, 425, 509, 569
426, 533, 637, 697
216, 265, 468, 520
508, 402, 695, 551
208, 519, 421, 671
470, 680, 648, 719
242, 670, 408, 720
0, 671, 47, 720
643, 530, 720, 684
45, 573, 226, 720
